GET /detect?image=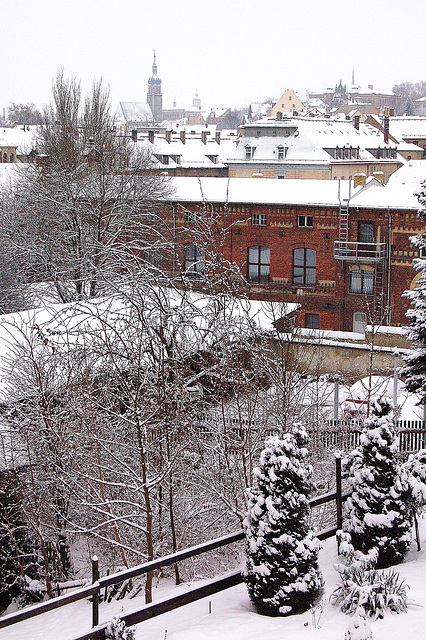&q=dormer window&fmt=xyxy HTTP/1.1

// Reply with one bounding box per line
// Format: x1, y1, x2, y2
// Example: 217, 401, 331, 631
245, 145, 256, 159
277, 145, 287, 160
